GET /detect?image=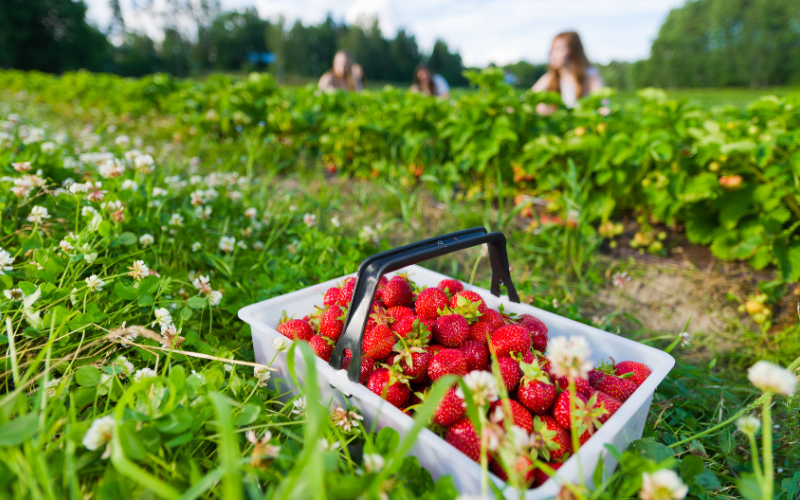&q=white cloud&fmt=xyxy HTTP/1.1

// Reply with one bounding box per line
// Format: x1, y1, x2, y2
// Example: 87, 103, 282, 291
85, 0, 686, 65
